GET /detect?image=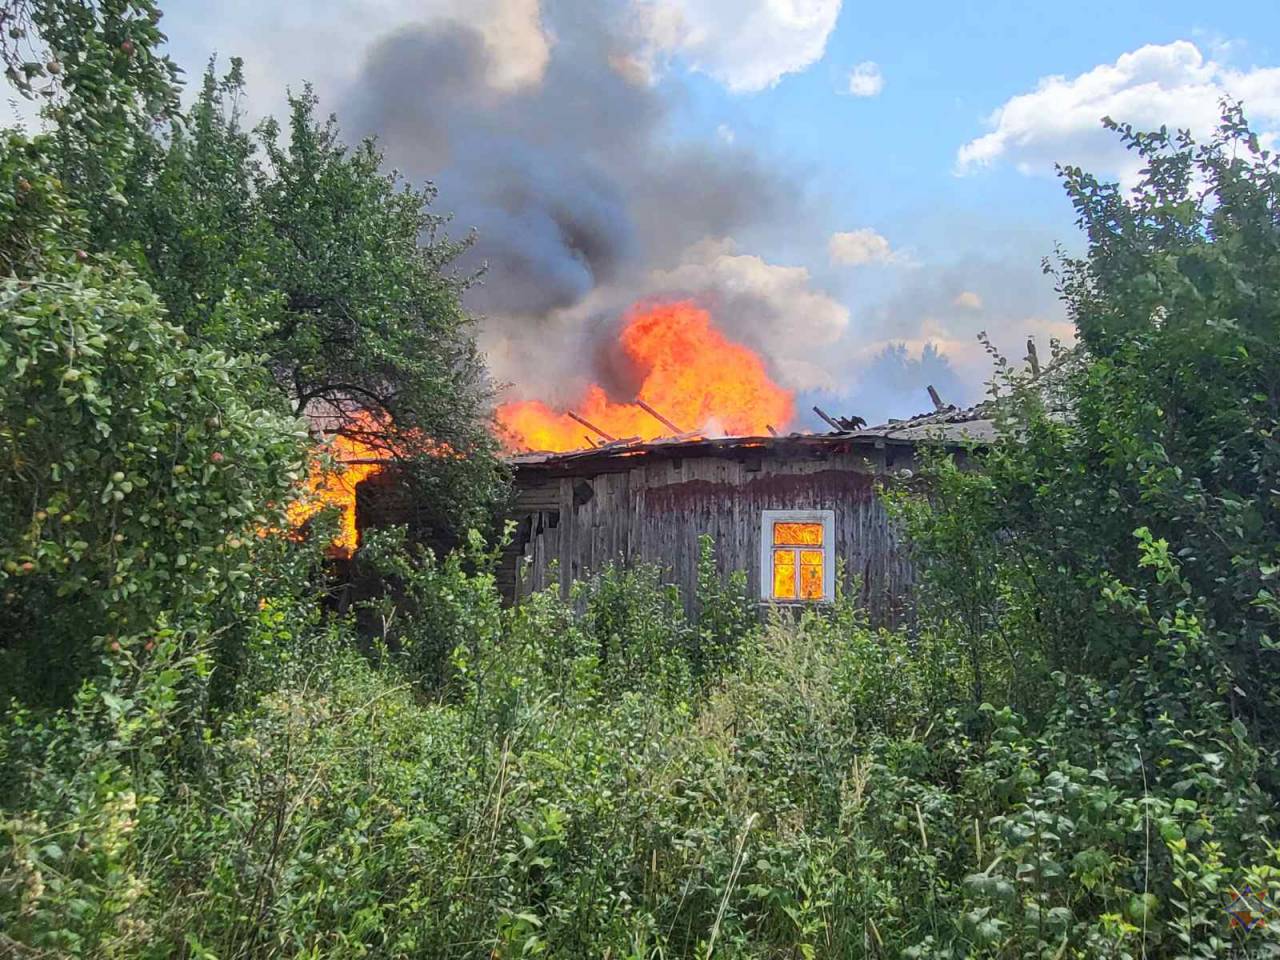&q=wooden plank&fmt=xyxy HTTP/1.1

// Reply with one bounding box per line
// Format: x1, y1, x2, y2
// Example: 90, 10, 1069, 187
507, 447, 914, 624
812, 405, 843, 431
635, 398, 683, 435
567, 410, 615, 443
